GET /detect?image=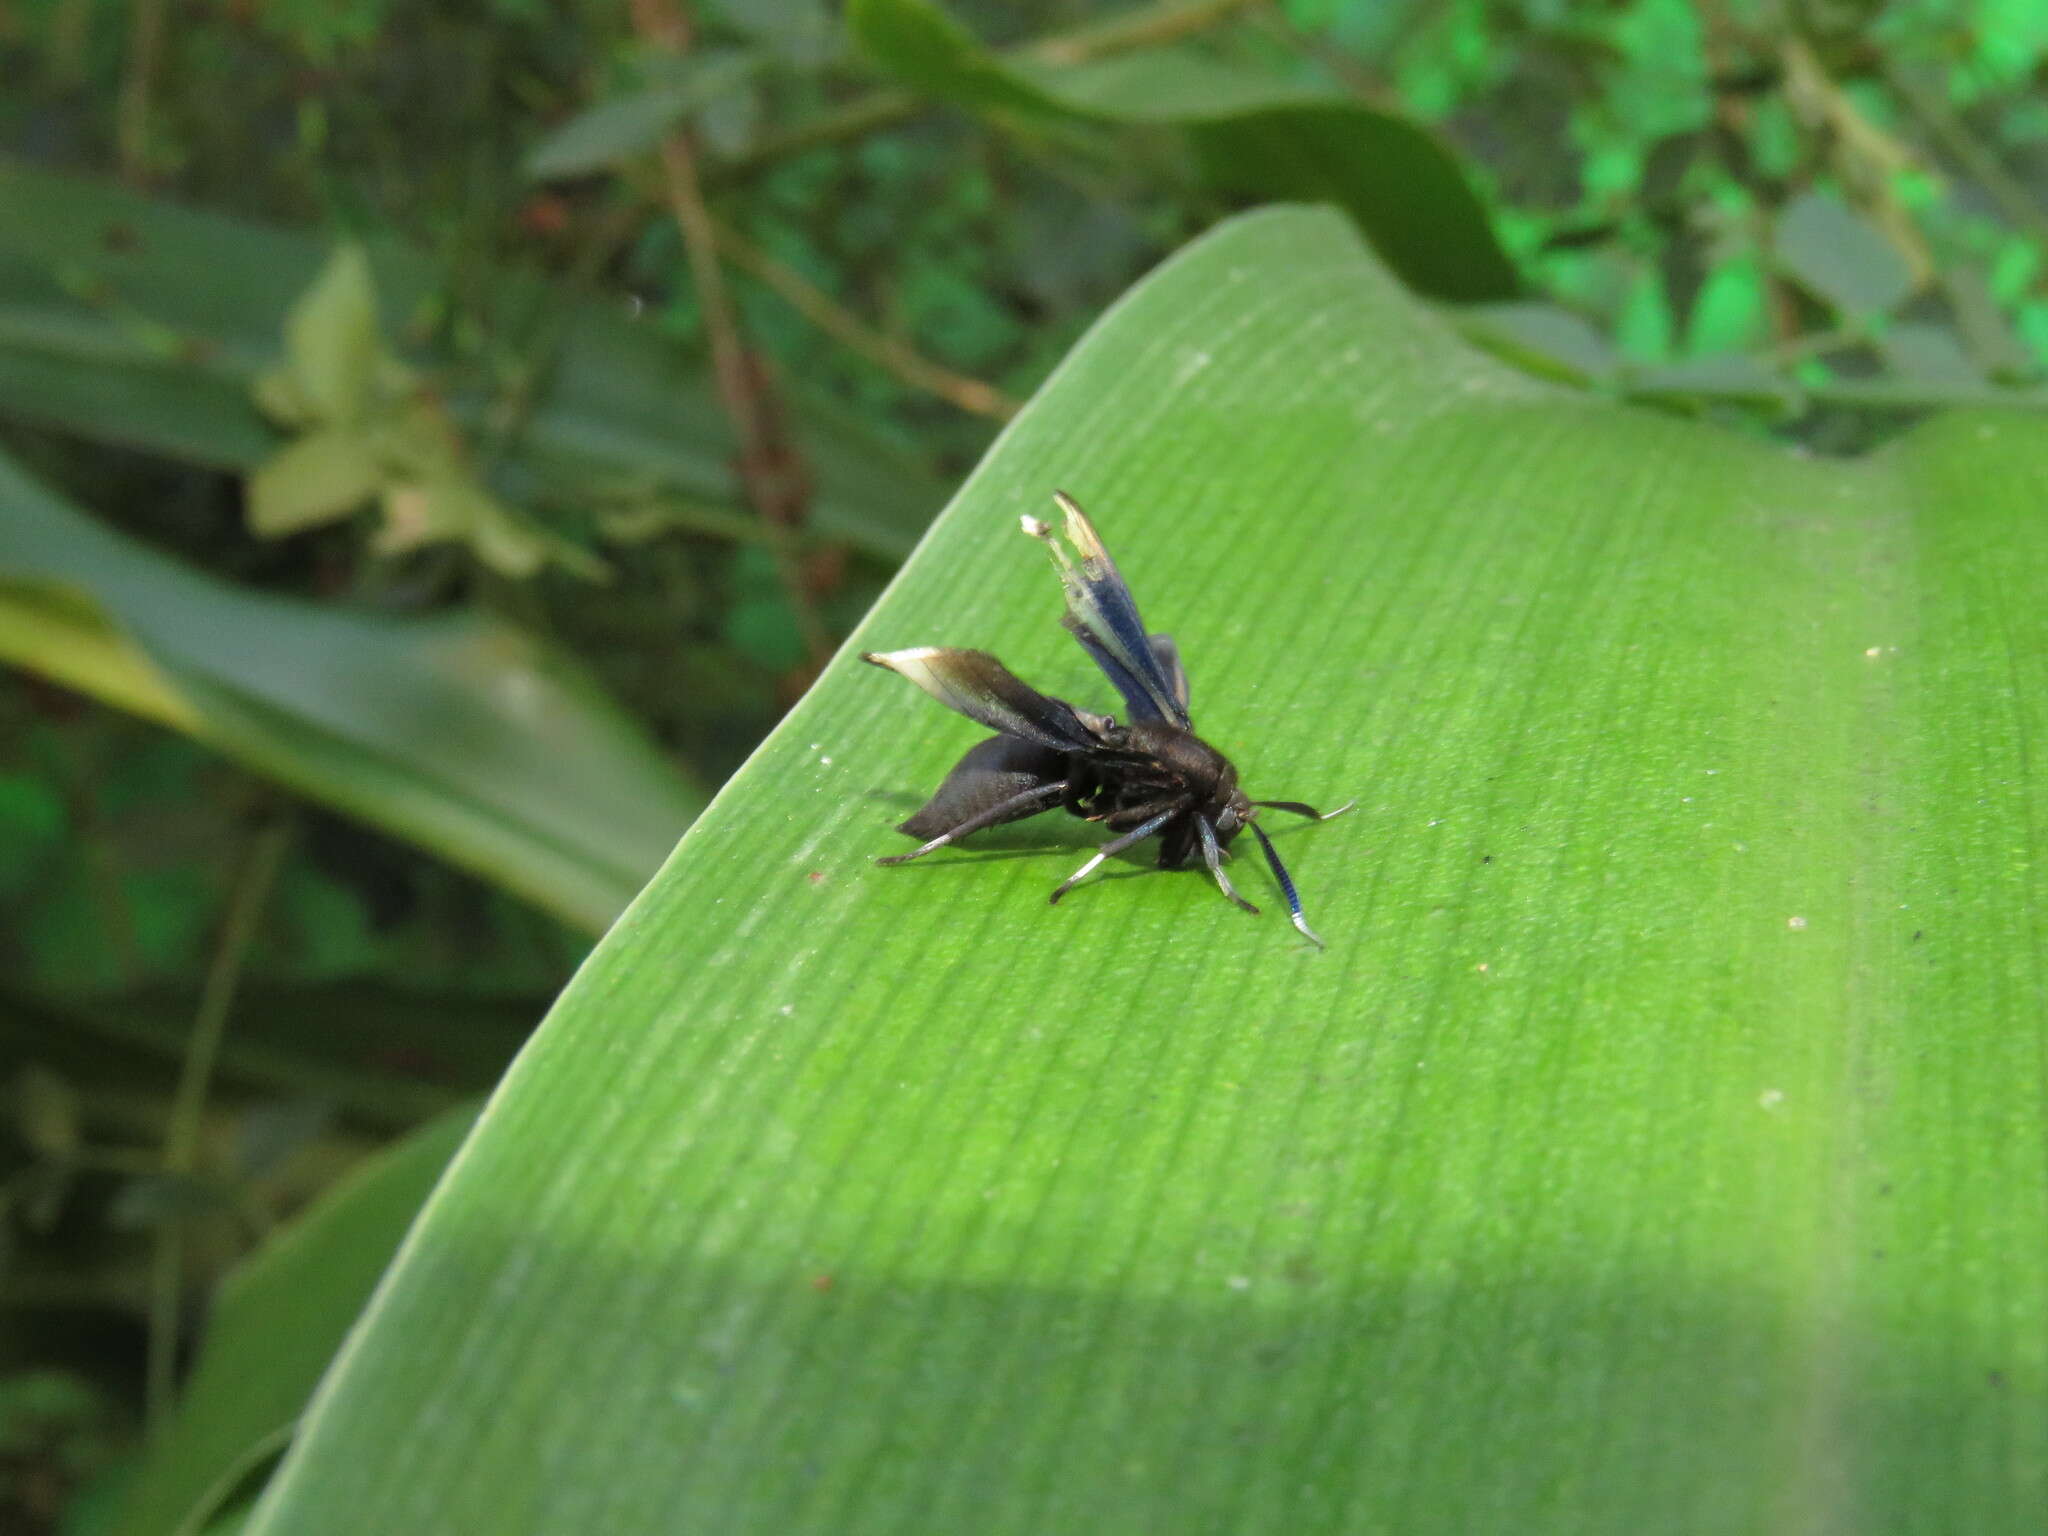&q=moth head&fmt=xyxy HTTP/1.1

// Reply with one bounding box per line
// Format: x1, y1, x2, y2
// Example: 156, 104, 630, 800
1209, 787, 1255, 841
